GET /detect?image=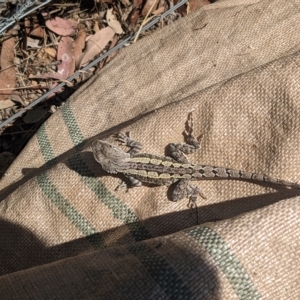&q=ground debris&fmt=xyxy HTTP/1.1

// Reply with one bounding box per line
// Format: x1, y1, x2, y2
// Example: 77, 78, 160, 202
0, 0, 212, 168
